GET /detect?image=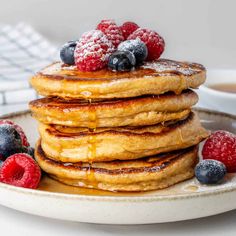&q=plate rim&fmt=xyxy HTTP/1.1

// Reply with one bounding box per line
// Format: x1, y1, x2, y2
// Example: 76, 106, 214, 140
0, 108, 236, 202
